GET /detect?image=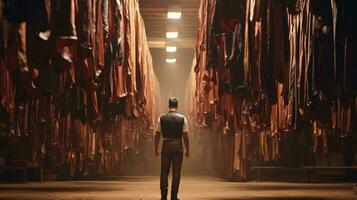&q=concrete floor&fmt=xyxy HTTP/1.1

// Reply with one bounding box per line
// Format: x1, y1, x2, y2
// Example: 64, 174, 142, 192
0, 176, 356, 200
